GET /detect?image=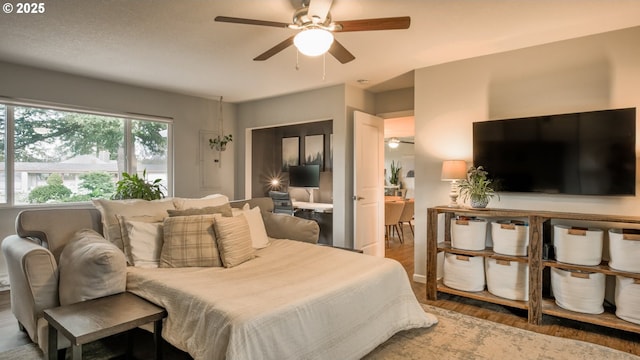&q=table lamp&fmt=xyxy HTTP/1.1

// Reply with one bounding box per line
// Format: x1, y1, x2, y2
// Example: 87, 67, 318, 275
441, 160, 467, 207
